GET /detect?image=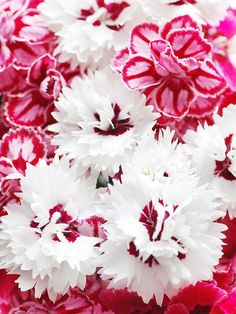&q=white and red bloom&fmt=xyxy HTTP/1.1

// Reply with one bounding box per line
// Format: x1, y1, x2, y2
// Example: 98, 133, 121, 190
113, 16, 226, 119
184, 104, 236, 217
3, 54, 65, 127
0, 127, 47, 208
98, 172, 225, 304
0, 157, 101, 301
50, 68, 156, 176
38, 0, 141, 66
121, 128, 195, 194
